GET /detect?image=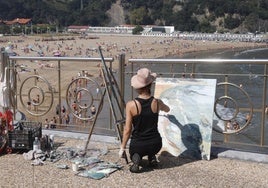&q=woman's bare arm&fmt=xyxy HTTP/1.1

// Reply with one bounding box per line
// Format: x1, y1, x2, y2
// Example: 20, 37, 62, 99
121, 101, 133, 149
158, 99, 170, 112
